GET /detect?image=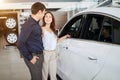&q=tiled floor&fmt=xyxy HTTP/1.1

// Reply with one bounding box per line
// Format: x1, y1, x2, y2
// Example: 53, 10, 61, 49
0, 46, 30, 80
